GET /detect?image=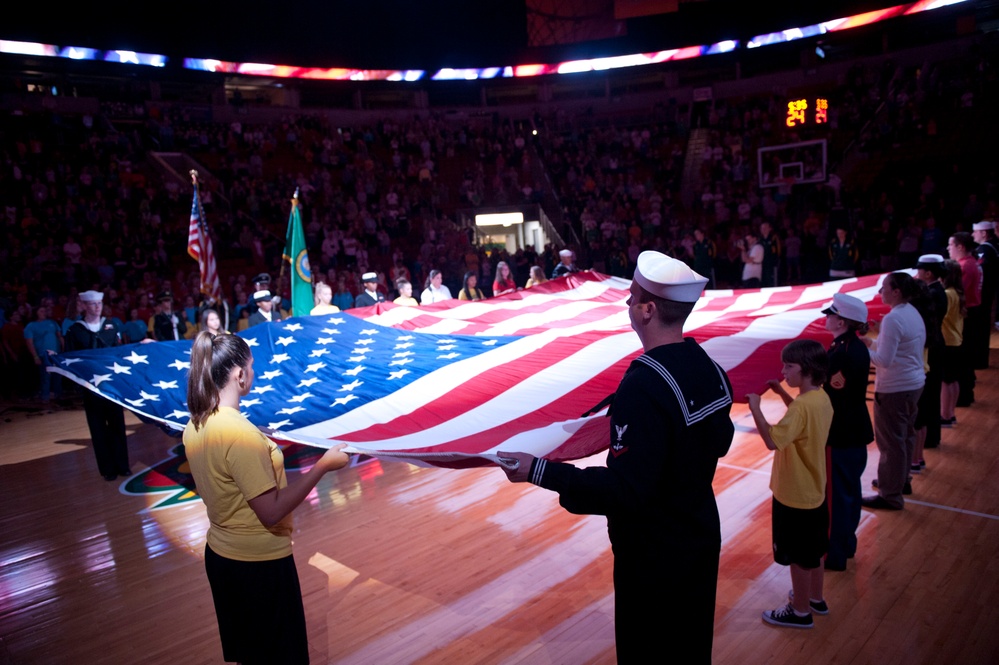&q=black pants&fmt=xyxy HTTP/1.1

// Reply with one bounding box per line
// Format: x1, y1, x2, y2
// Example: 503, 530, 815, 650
958, 309, 979, 405
919, 366, 942, 448
82, 392, 128, 476
204, 545, 309, 665
613, 543, 719, 665
965, 304, 991, 370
